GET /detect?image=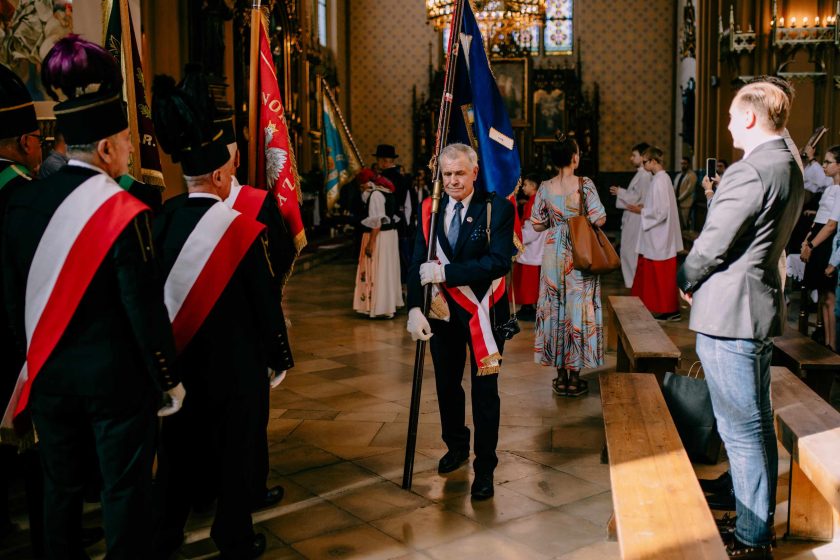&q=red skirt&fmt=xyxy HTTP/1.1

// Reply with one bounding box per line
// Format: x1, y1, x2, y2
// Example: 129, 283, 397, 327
631, 255, 678, 314
511, 263, 540, 305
